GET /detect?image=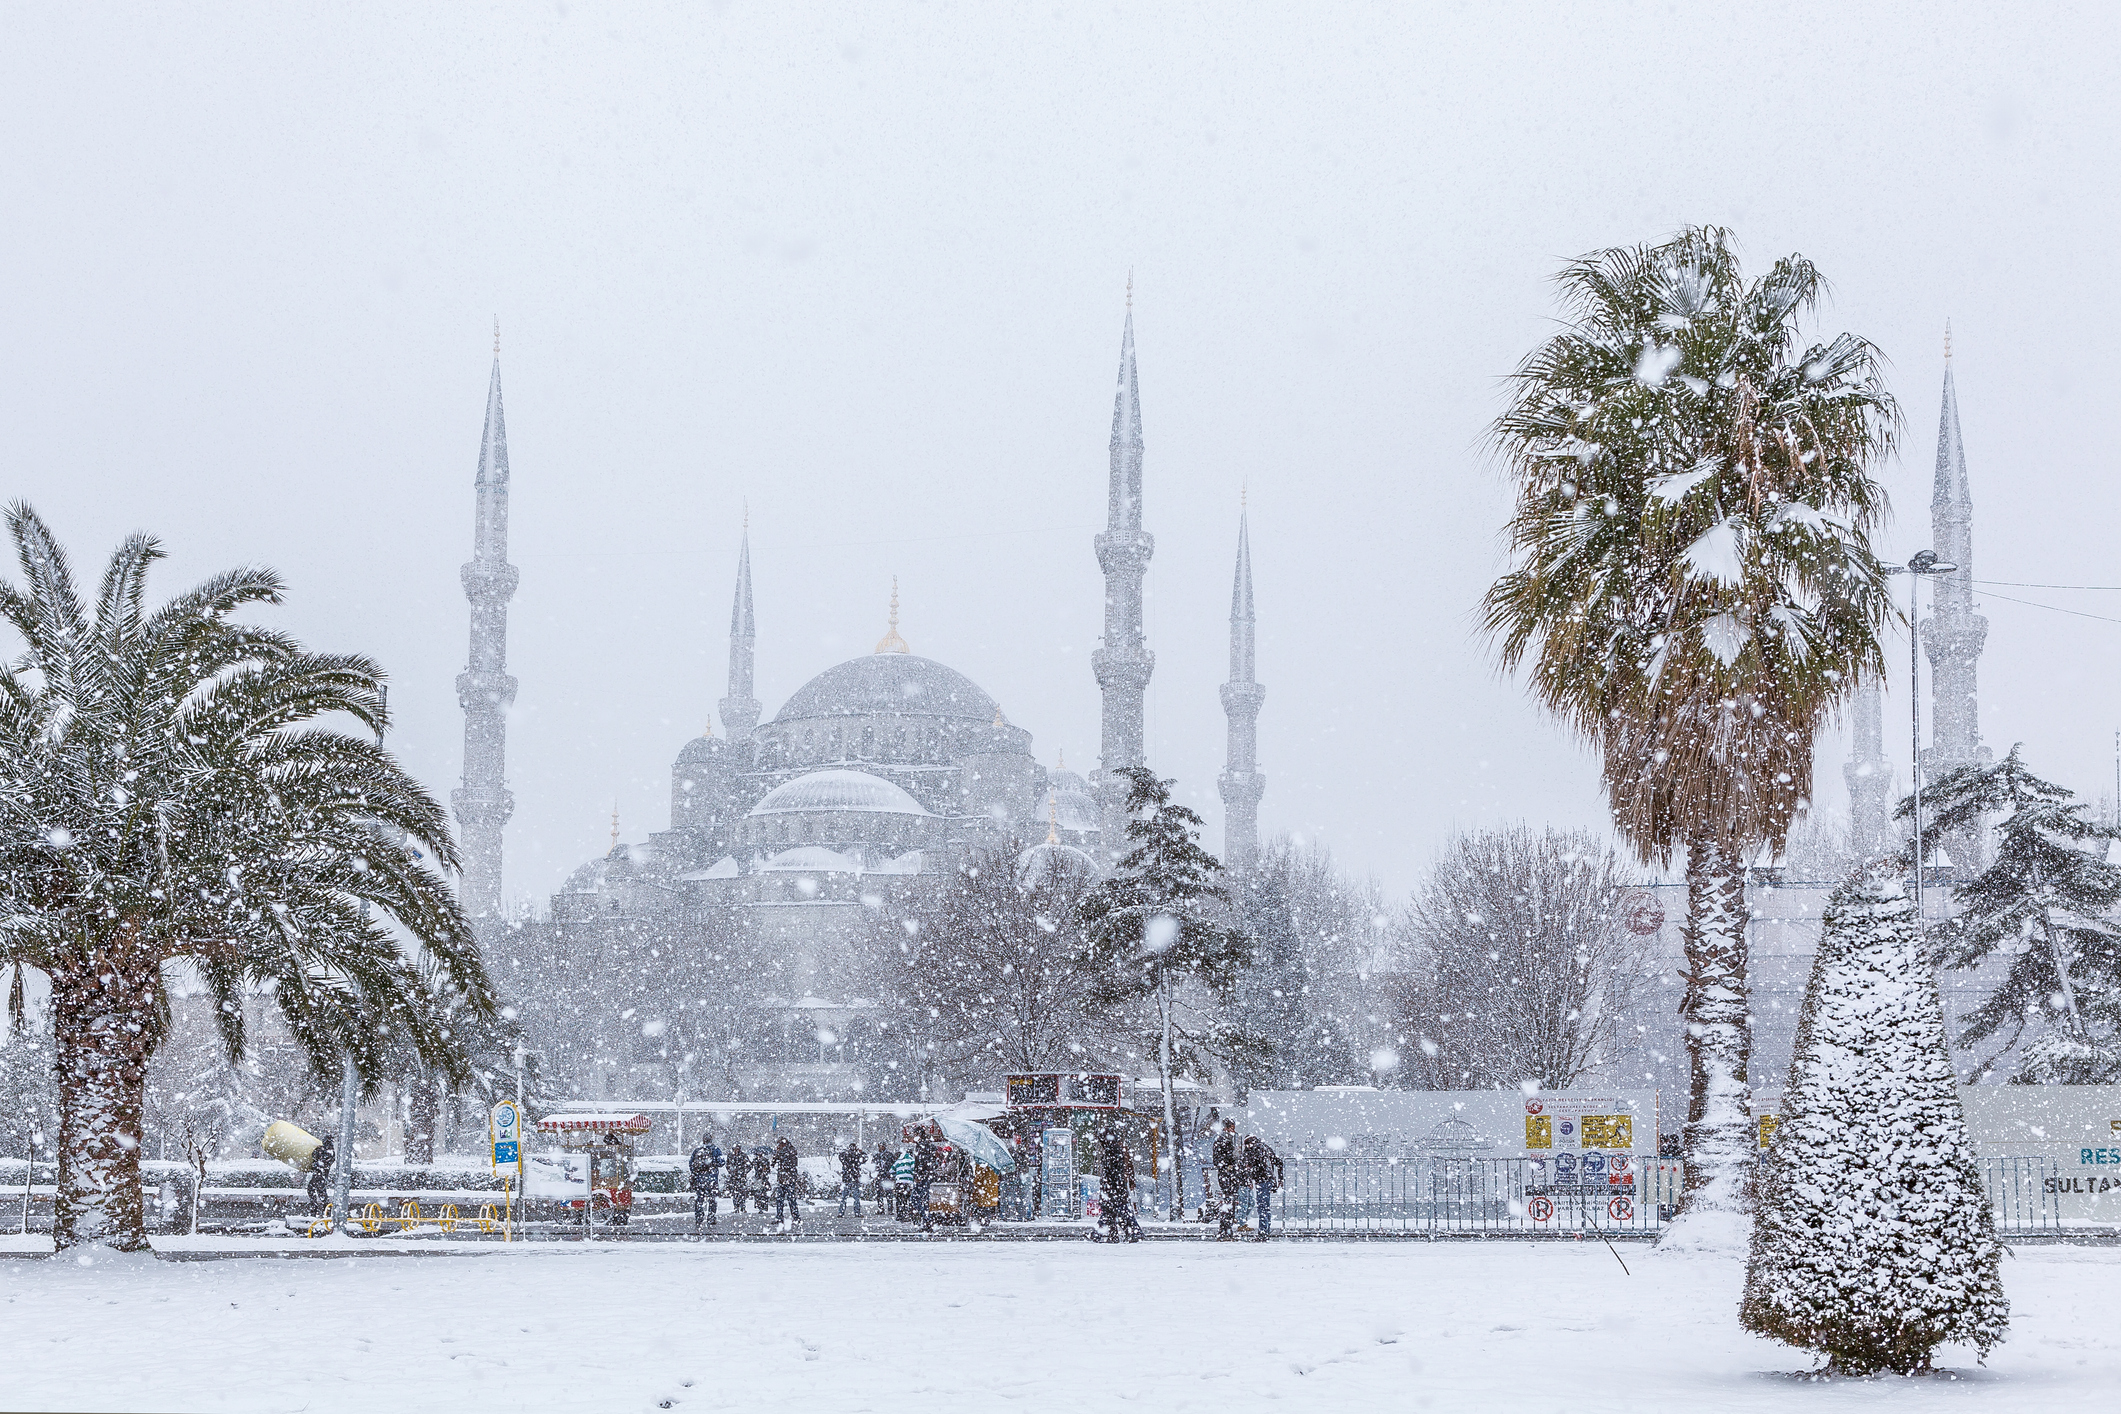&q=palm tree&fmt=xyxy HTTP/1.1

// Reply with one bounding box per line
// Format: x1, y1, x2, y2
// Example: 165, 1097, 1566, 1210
1480, 228, 1898, 1226
0, 505, 495, 1250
